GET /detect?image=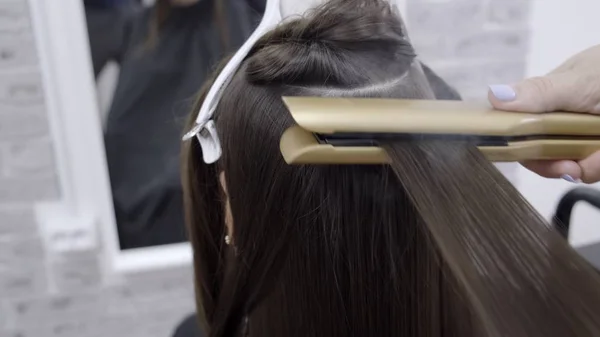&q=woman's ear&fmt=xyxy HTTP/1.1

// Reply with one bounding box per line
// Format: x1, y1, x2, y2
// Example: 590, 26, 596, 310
219, 171, 234, 242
